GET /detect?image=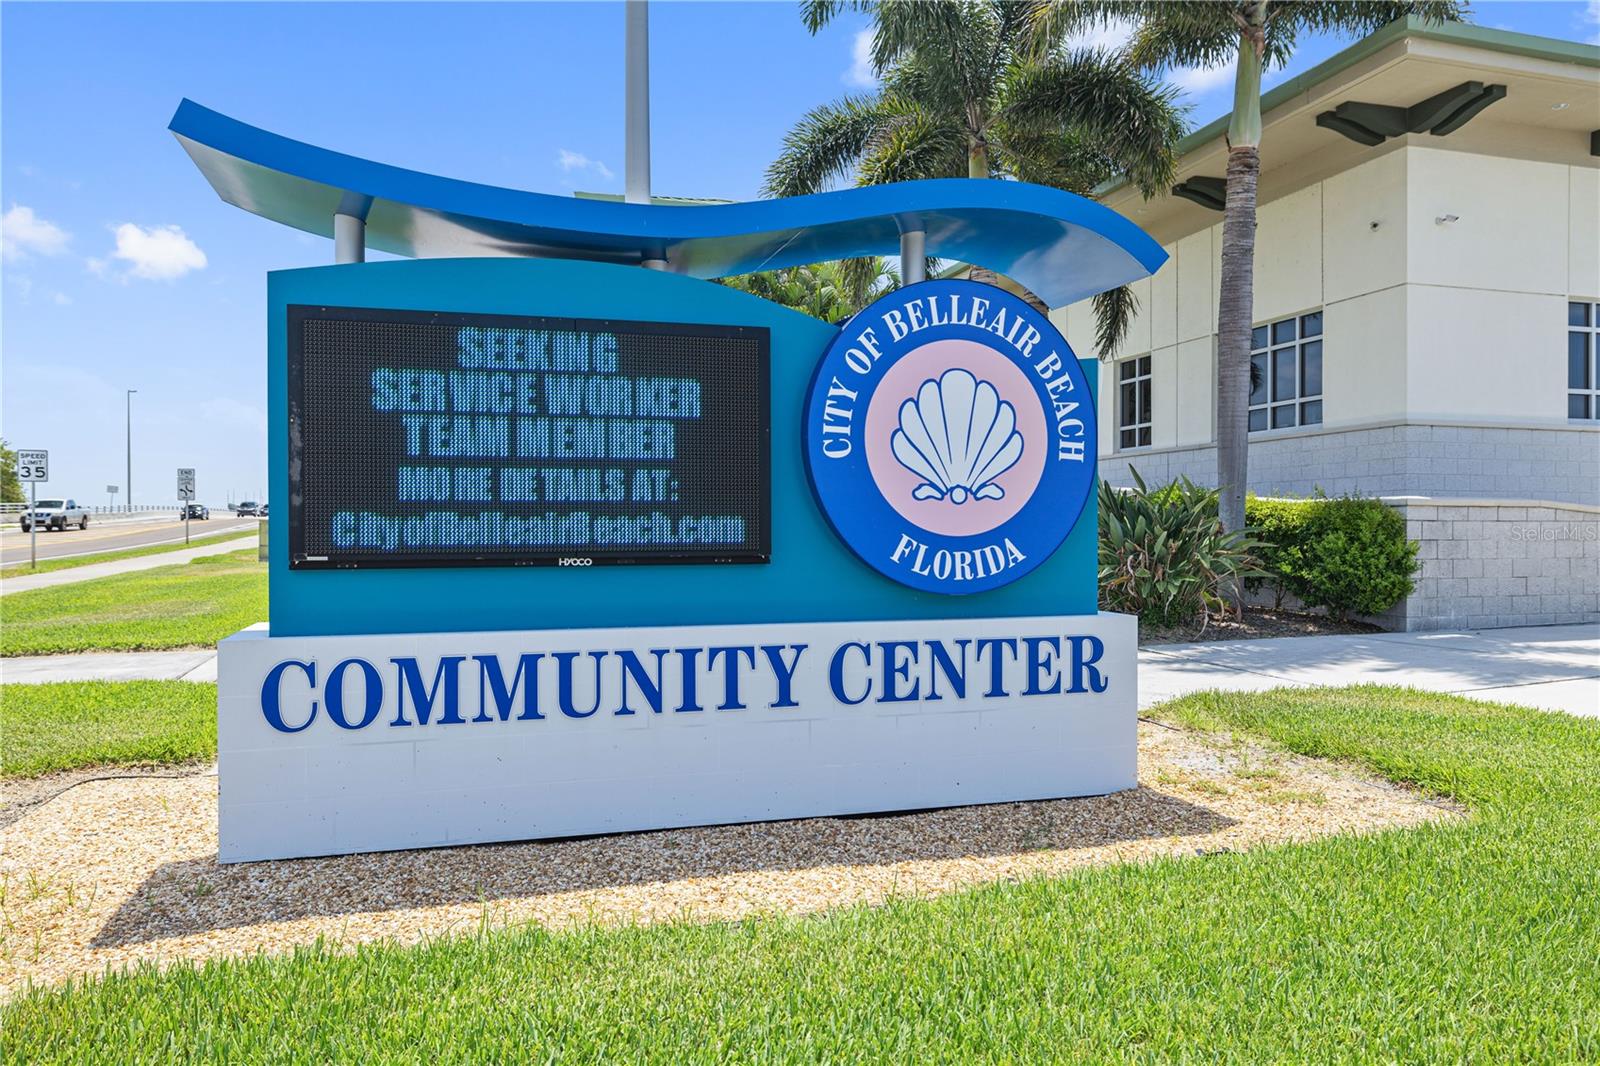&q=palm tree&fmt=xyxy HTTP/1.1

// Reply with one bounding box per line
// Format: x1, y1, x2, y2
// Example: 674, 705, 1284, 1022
767, 0, 1185, 353
1040, 2, 1466, 535
722, 257, 900, 323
